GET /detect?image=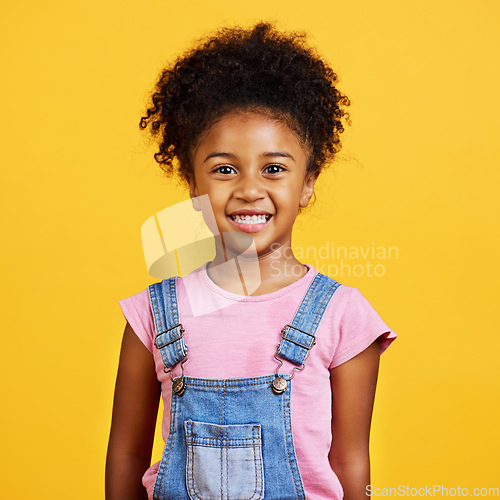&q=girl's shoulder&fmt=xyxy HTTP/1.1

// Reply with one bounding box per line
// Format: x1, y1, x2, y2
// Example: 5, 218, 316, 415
118, 286, 155, 352
316, 280, 398, 369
